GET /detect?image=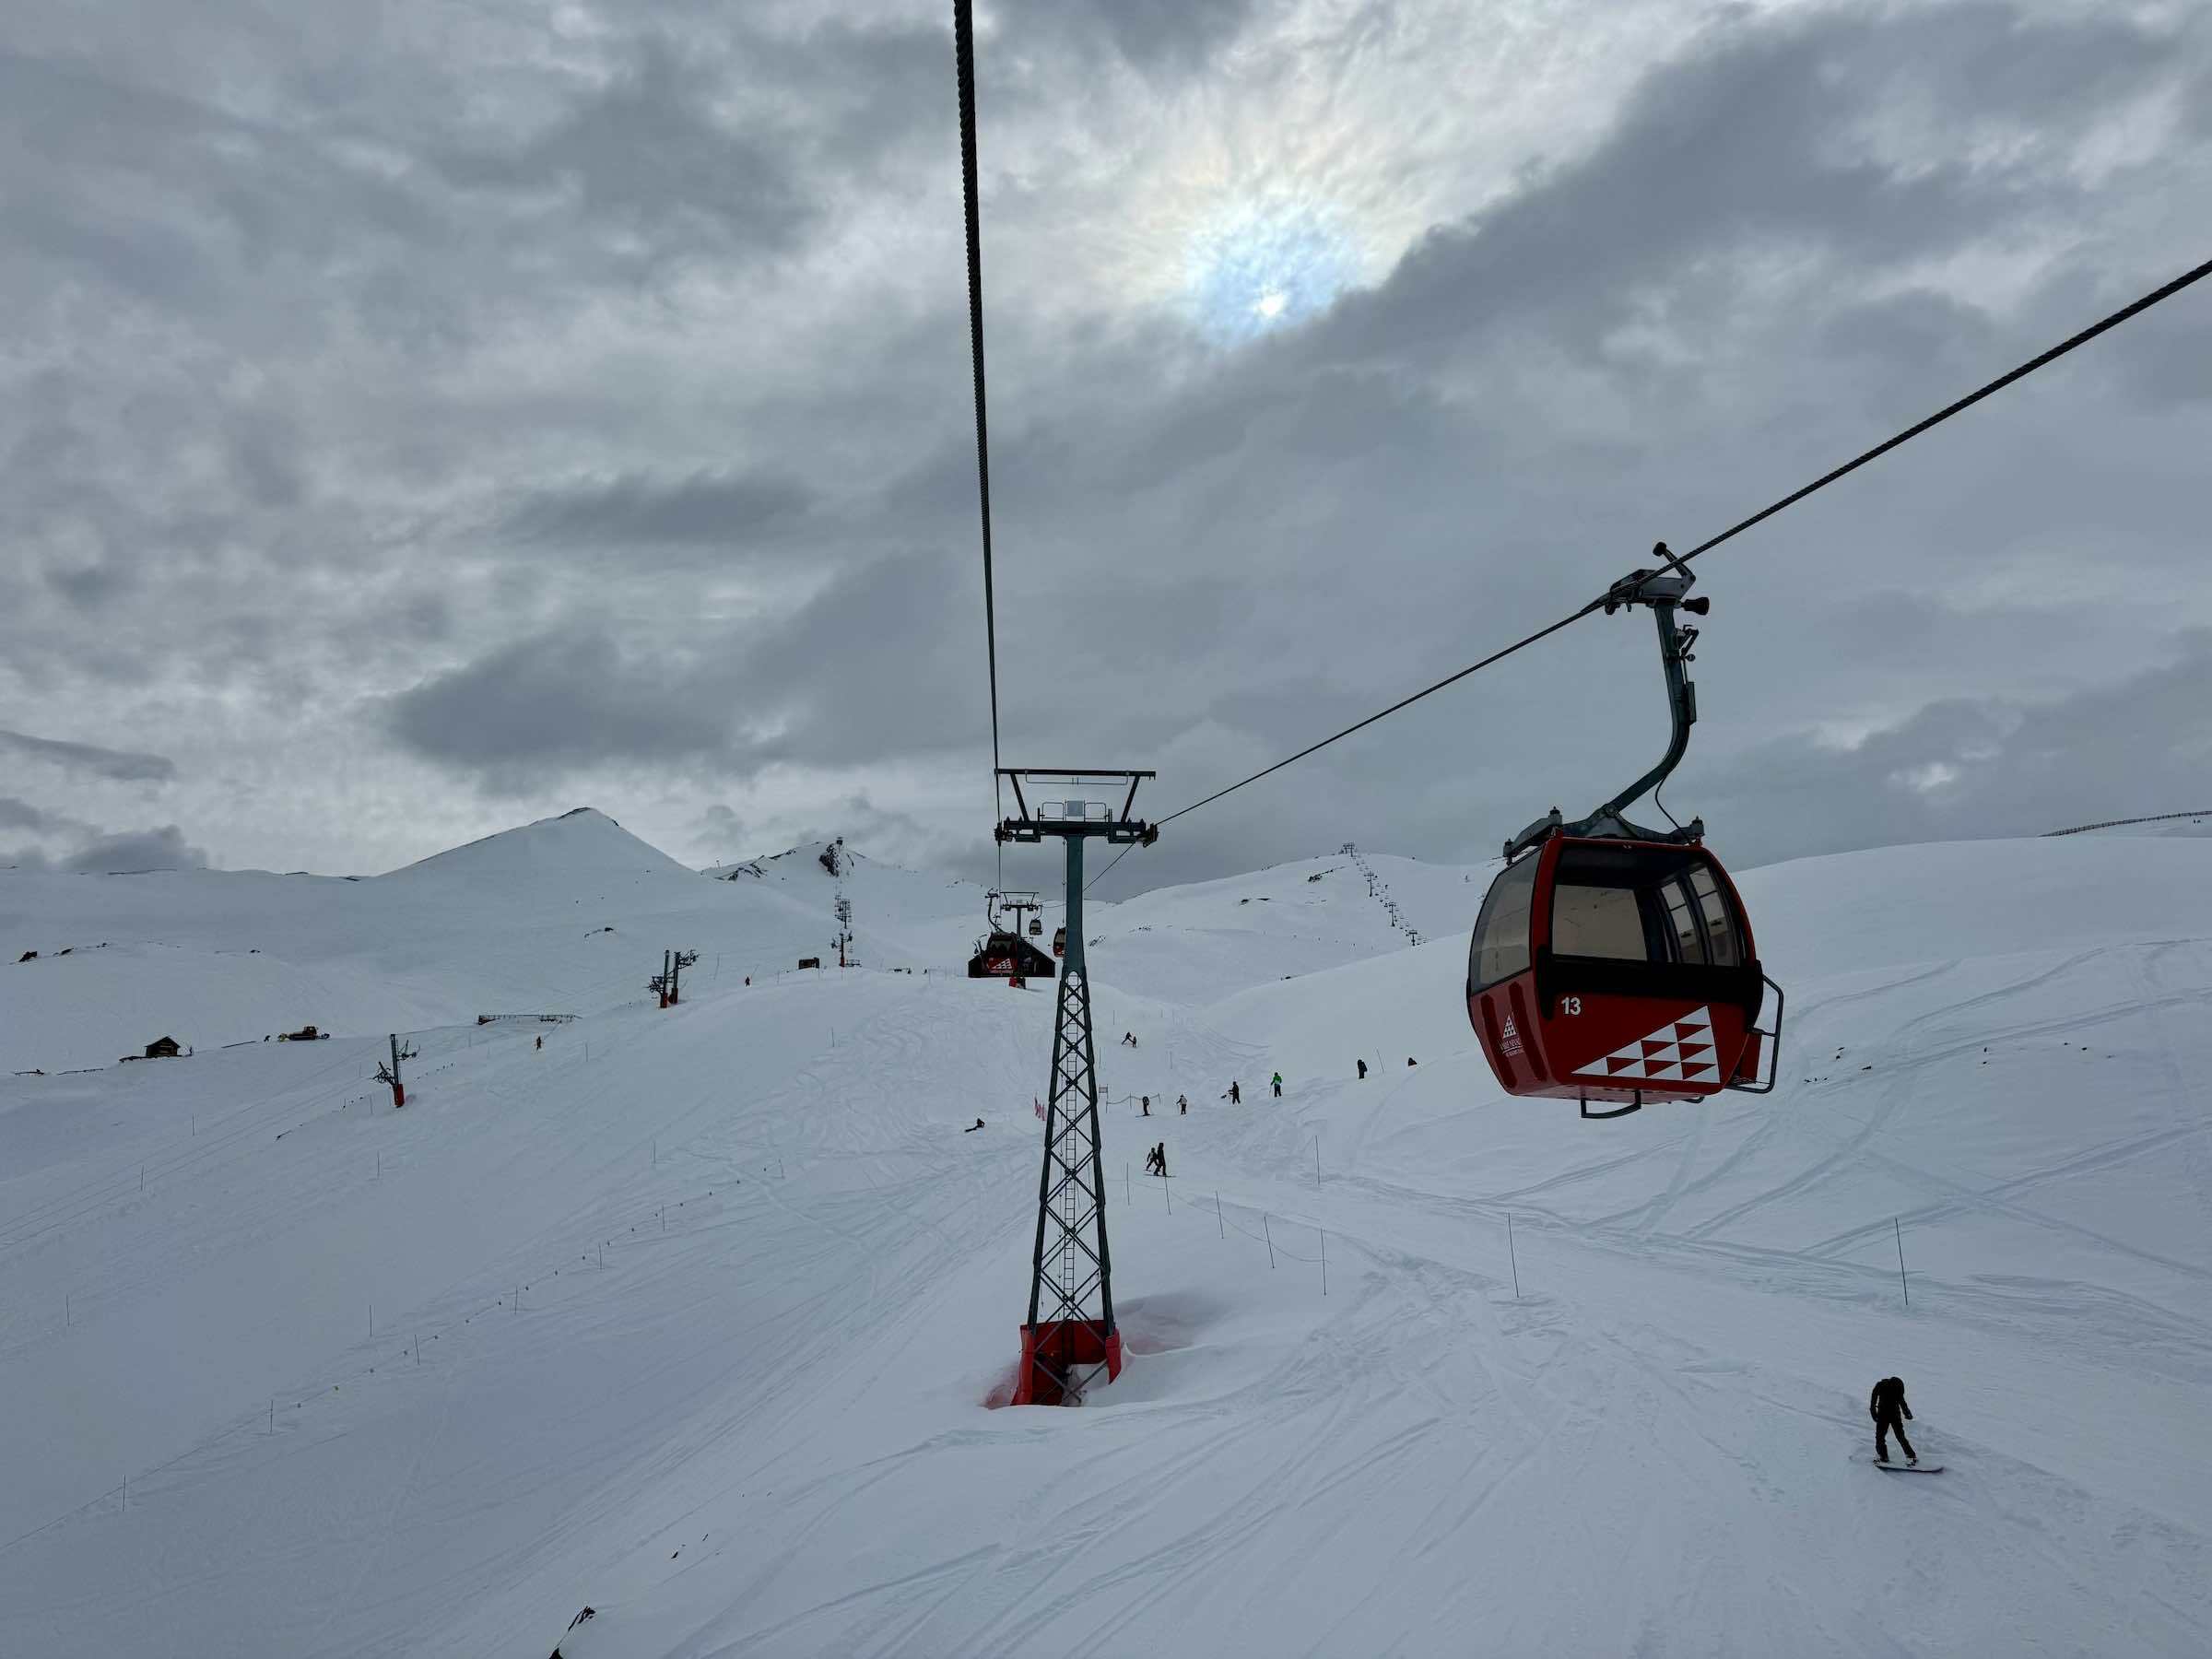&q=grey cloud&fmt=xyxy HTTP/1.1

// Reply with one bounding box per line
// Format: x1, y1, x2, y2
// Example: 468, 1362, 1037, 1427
0, 727, 177, 782
1696, 632, 2212, 867
1314, 4, 2182, 368
61, 823, 211, 873
504, 469, 812, 549
1016, 0, 1259, 76
429, 40, 812, 259
387, 544, 986, 787
386, 629, 734, 788
0, 796, 88, 835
